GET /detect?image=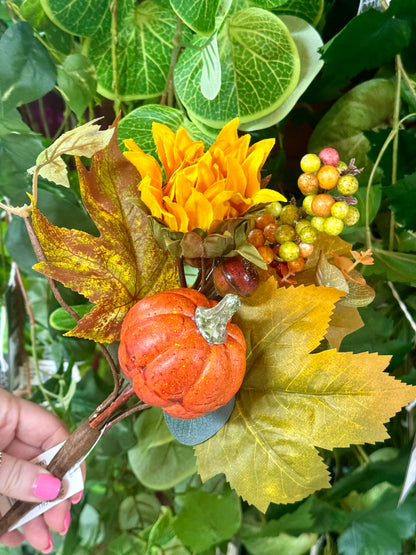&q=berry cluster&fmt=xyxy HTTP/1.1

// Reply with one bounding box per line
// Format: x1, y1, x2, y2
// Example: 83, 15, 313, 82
247, 201, 315, 279
299, 147, 360, 236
